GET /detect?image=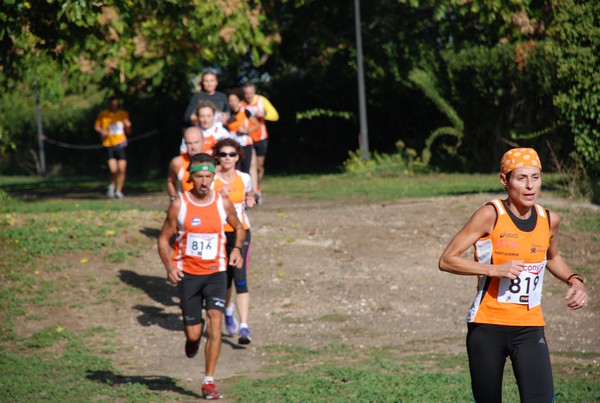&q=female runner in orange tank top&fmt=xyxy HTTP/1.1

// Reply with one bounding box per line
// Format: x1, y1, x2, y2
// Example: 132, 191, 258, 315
439, 148, 588, 403
212, 138, 256, 345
